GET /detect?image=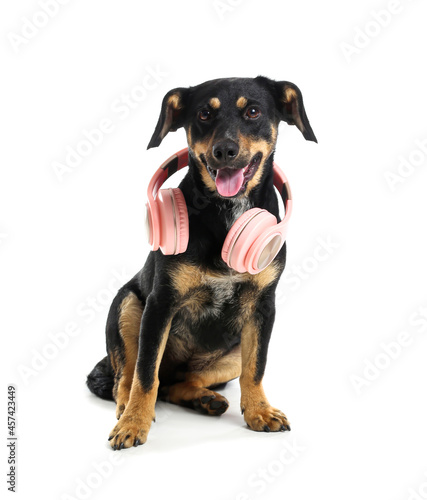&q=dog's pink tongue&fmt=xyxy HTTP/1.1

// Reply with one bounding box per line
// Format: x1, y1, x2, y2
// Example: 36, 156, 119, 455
215, 168, 244, 197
